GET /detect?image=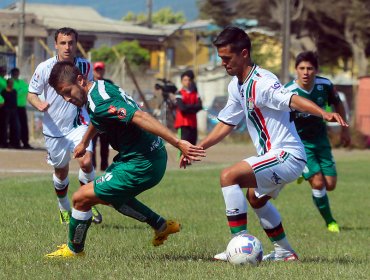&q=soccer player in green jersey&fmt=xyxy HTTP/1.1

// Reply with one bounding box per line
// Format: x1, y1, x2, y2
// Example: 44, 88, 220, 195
45, 61, 205, 257
285, 51, 351, 233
